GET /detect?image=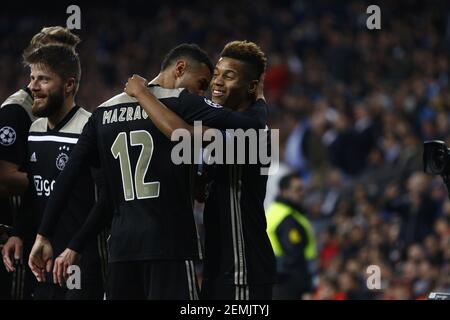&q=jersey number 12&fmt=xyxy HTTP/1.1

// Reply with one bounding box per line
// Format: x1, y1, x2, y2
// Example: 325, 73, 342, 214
111, 130, 160, 201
